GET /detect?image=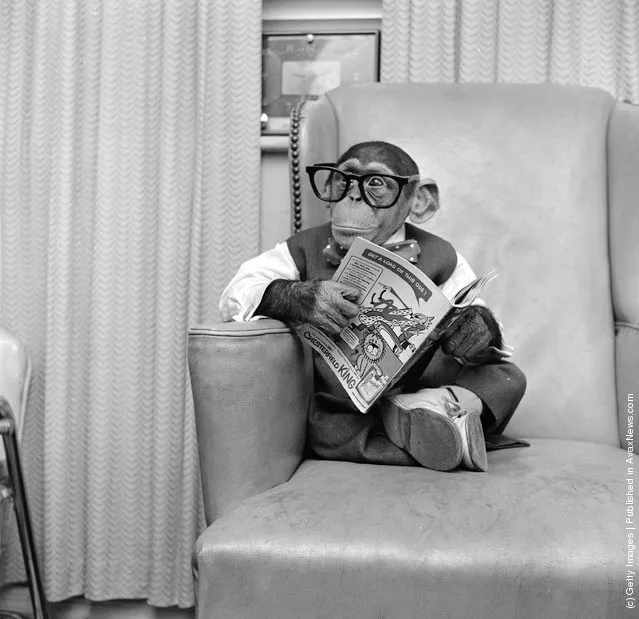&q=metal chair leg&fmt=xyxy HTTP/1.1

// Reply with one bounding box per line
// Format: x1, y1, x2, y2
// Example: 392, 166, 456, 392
0, 397, 49, 619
